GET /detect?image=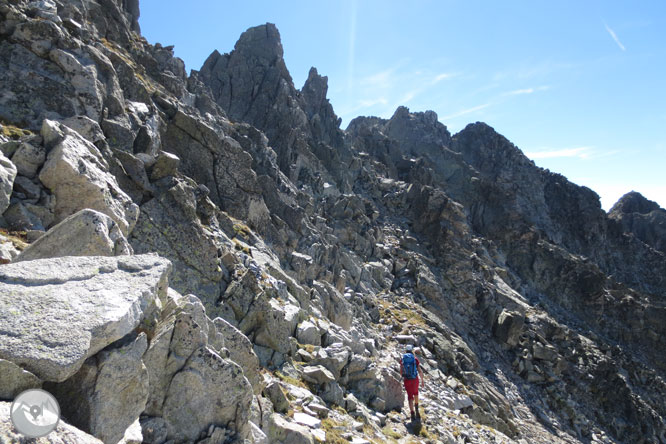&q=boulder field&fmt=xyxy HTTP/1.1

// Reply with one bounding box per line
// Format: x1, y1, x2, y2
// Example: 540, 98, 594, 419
0, 1, 664, 443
